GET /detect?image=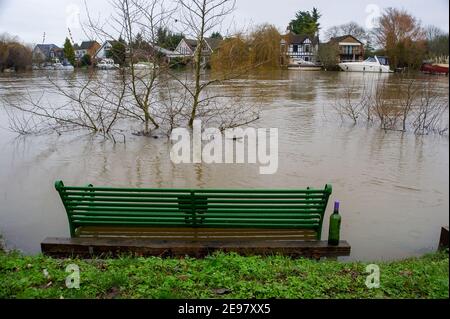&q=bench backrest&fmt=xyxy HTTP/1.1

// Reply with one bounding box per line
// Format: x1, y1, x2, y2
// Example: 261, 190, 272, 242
55, 181, 332, 239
